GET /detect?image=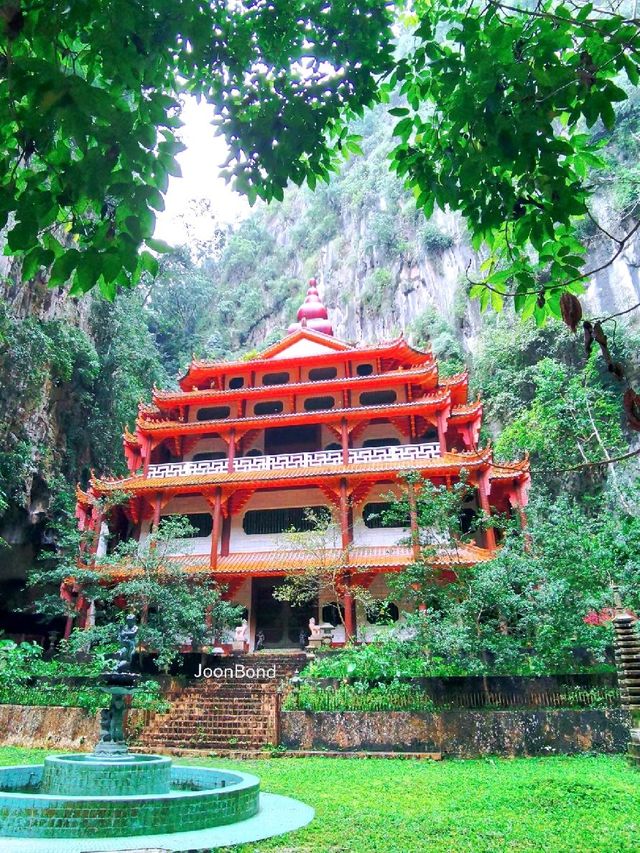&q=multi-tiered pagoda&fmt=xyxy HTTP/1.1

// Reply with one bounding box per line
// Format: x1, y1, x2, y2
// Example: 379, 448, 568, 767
72, 281, 530, 649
